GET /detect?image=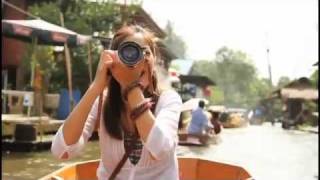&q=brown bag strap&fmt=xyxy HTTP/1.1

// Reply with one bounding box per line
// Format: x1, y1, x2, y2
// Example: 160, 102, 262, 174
94, 94, 137, 179
109, 152, 129, 180
109, 135, 137, 180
